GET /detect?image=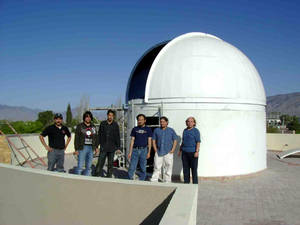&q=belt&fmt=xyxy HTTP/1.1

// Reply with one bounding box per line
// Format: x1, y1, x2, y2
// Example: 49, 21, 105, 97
134, 146, 147, 149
